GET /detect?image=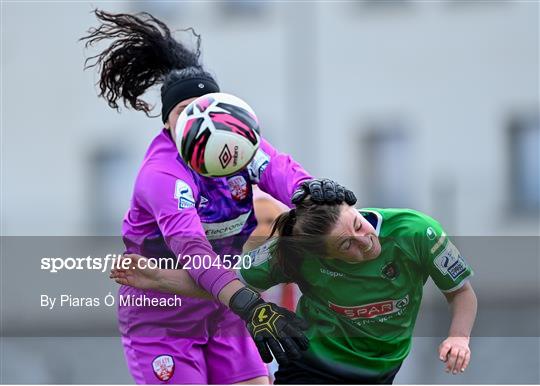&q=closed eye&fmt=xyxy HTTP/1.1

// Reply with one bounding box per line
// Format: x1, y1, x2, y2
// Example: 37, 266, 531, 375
340, 239, 352, 251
